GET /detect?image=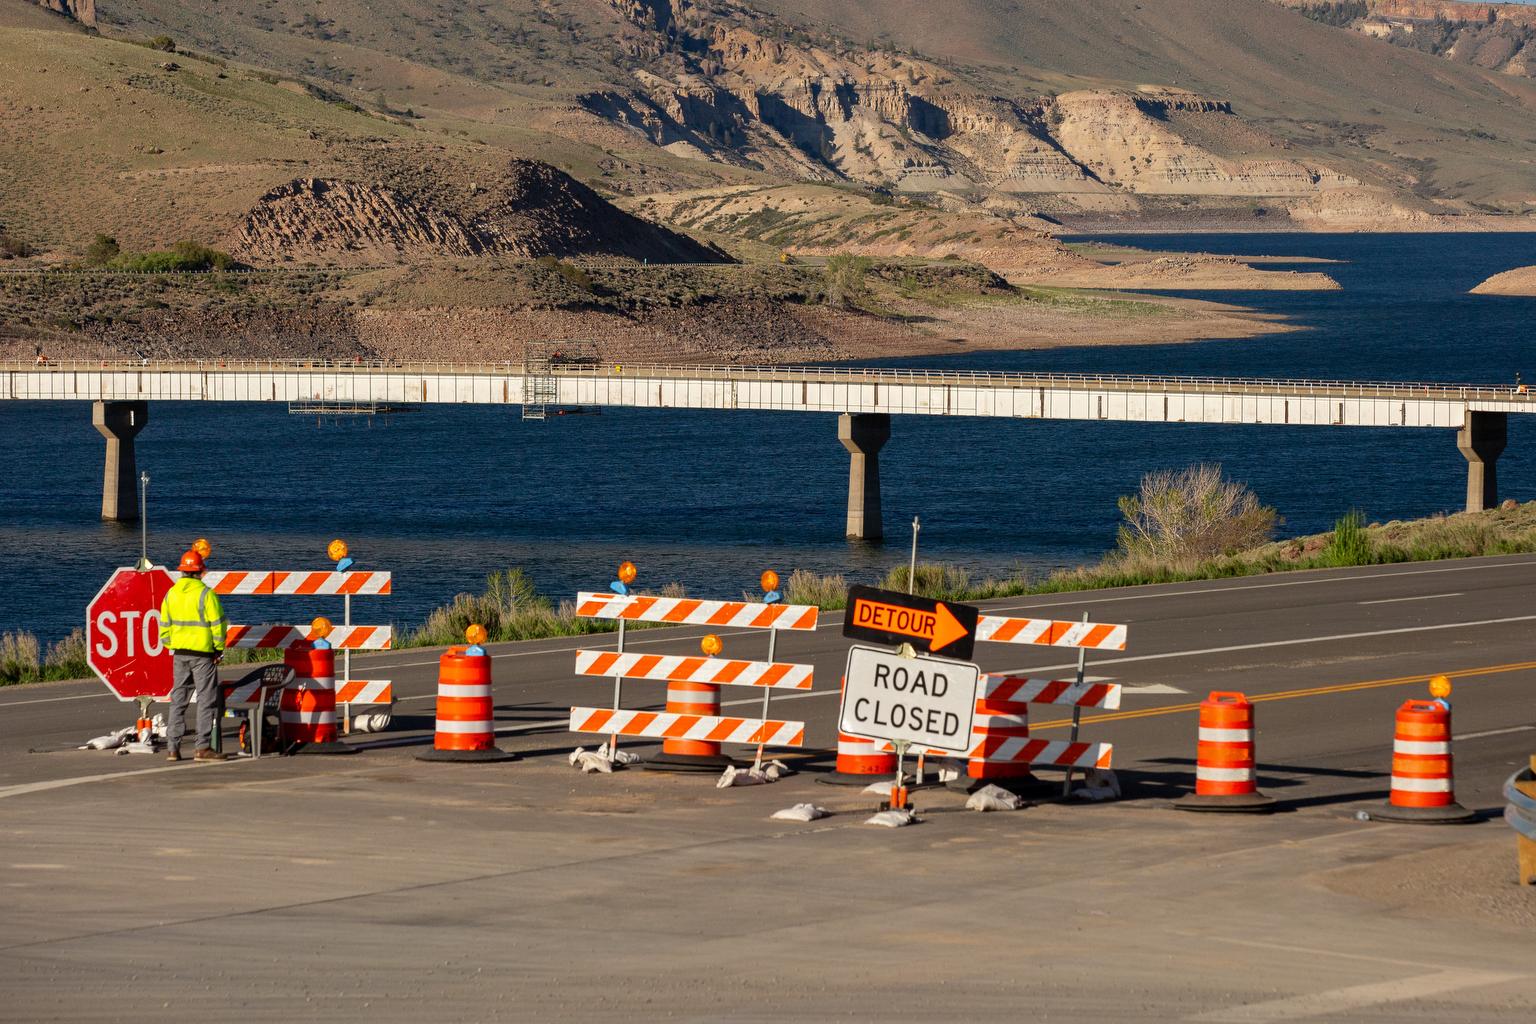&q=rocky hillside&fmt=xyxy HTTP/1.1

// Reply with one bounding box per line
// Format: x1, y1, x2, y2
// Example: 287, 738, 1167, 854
47, 0, 1536, 224
231, 162, 729, 266
1276, 1, 1536, 76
